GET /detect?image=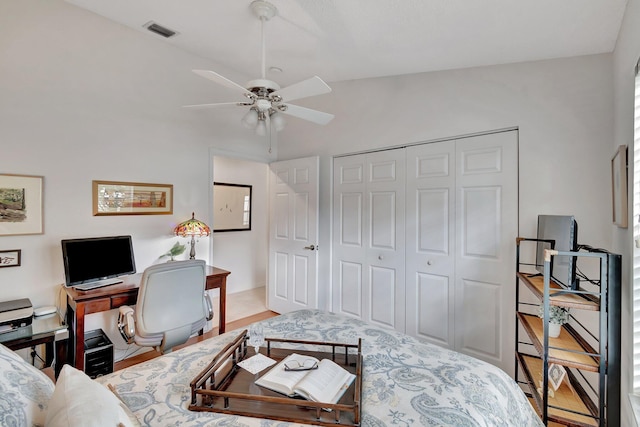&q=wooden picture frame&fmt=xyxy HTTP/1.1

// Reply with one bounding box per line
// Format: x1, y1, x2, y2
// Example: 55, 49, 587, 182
0, 249, 21, 268
93, 180, 173, 216
611, 145, 628, 228
0, 174, 44, 236
213, 182, 252, 232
